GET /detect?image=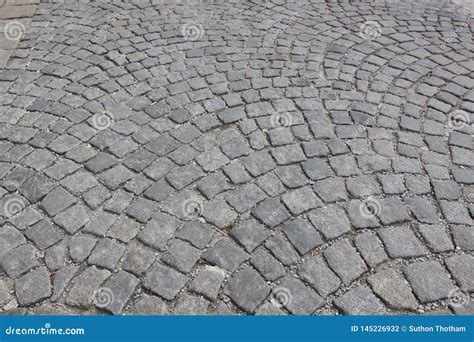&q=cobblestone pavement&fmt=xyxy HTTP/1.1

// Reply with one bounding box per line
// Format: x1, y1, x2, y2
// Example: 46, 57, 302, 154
0, 0, 473, 316
0, 0, 39, 69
